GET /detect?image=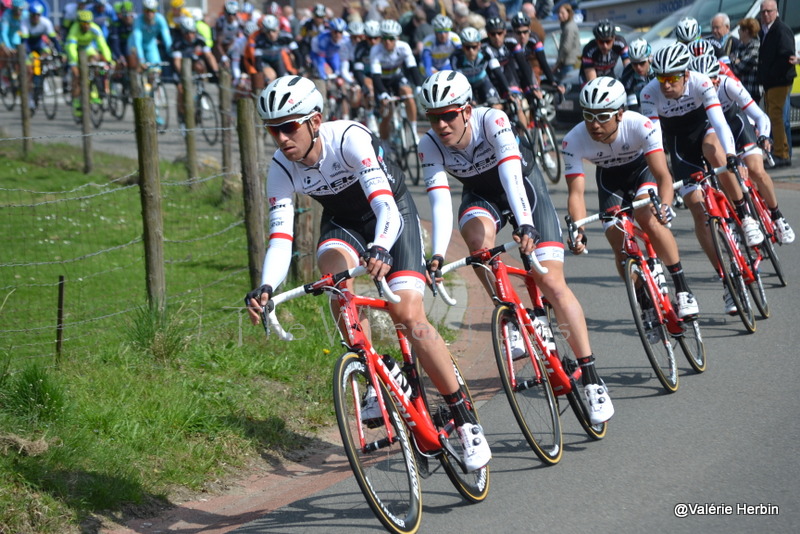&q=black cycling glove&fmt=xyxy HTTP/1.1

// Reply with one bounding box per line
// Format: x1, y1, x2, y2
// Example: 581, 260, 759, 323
361, 244, 393, 267
513, 224, 541, 244
244, 284, 273, 307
